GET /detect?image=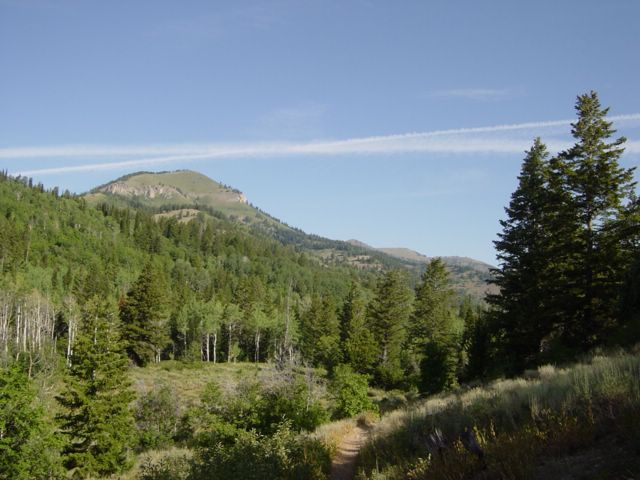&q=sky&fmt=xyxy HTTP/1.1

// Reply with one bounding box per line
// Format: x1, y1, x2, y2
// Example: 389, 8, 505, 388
1, 0, 639, 265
